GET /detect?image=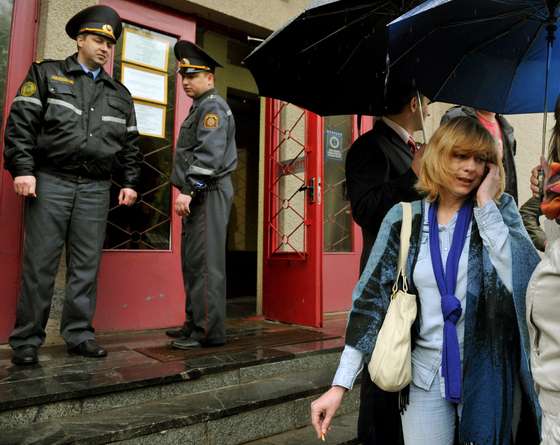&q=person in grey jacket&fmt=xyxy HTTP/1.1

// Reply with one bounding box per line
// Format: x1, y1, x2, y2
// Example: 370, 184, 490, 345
441, 106, 518, 203
167, 40, 237, 349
